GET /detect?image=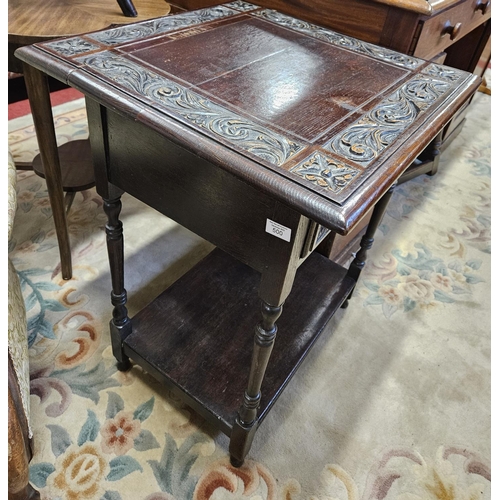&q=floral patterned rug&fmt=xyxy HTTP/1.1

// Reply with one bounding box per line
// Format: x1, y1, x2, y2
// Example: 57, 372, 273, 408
8, 85, 491, 500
